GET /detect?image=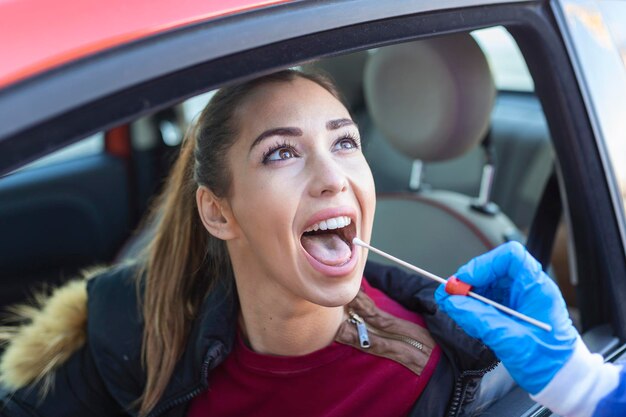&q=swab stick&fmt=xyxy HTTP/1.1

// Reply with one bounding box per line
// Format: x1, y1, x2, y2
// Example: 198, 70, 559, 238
353, 238, 552, 332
